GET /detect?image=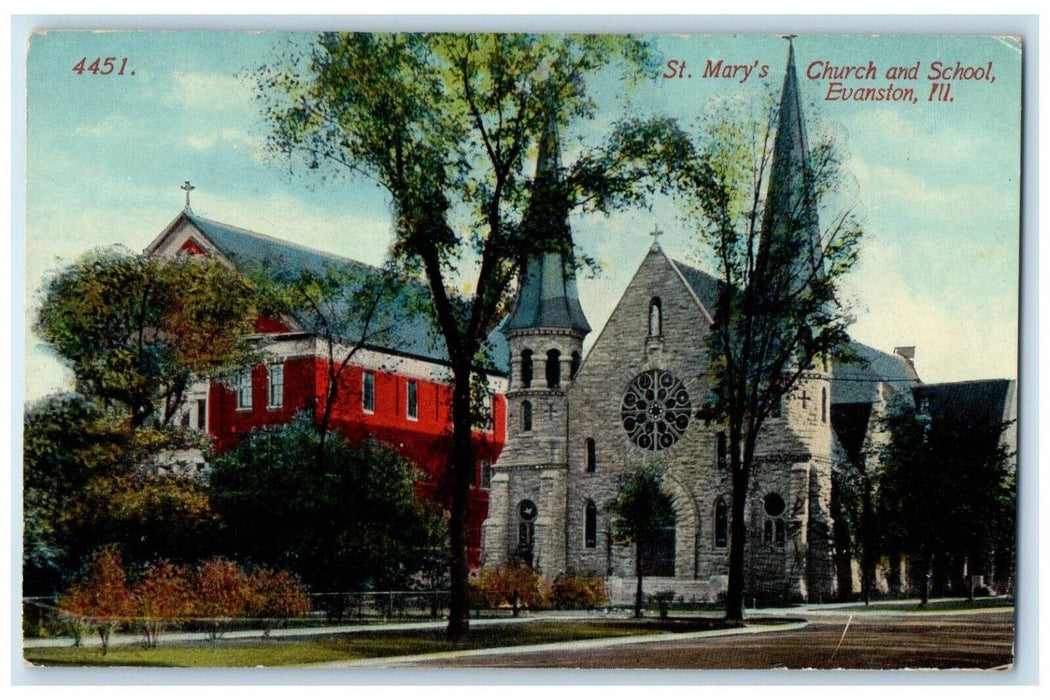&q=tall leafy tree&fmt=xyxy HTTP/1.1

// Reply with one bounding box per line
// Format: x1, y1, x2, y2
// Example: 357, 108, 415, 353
207, 414, 447, 592
873, 396, 1014, 603
23, 393, 218, 594
608, 464, 675, 618
675, 45, 862, 620
257, 32, 688, 638
35, 249, 257, 429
